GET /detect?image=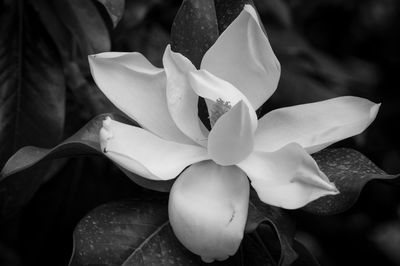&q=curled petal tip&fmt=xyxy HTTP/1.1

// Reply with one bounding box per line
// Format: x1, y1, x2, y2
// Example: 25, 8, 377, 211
324, 179, 340, 195
371, 103, 381, 118
102, 116, 113, 130
100, 117, 114, 142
